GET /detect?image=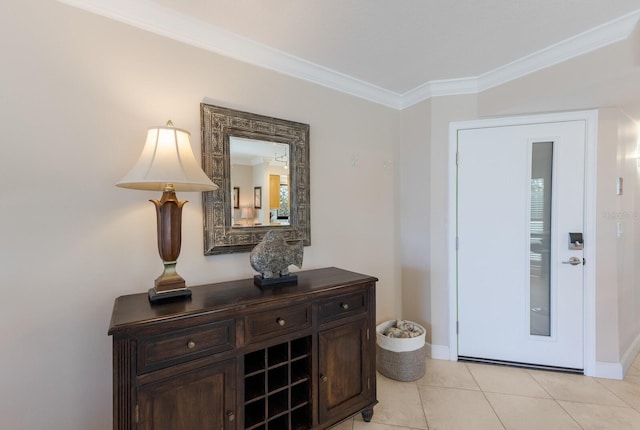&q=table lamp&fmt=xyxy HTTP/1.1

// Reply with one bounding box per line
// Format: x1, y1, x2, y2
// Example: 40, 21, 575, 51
240, 207, 255, 226
117, 121, 218, 303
